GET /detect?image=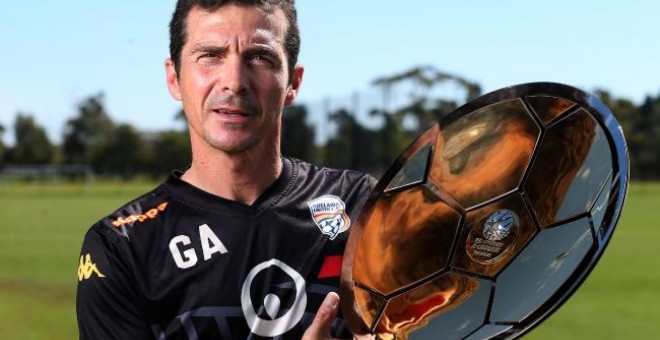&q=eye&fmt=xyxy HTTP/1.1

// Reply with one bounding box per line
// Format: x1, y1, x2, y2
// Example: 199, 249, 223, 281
250, 54, 274, 66
198, 52, 219, 60
245, 49, 281, 70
